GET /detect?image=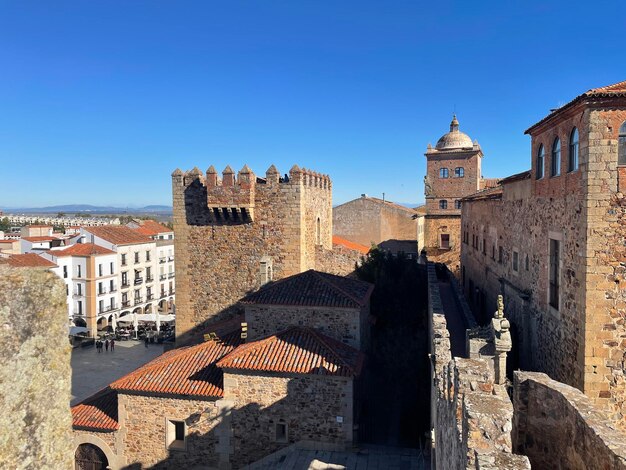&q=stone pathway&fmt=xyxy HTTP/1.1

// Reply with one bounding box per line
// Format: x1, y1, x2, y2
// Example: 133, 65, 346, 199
437, 281, 467, 357
71, 339, 164, 405
246, 445, 430, 470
